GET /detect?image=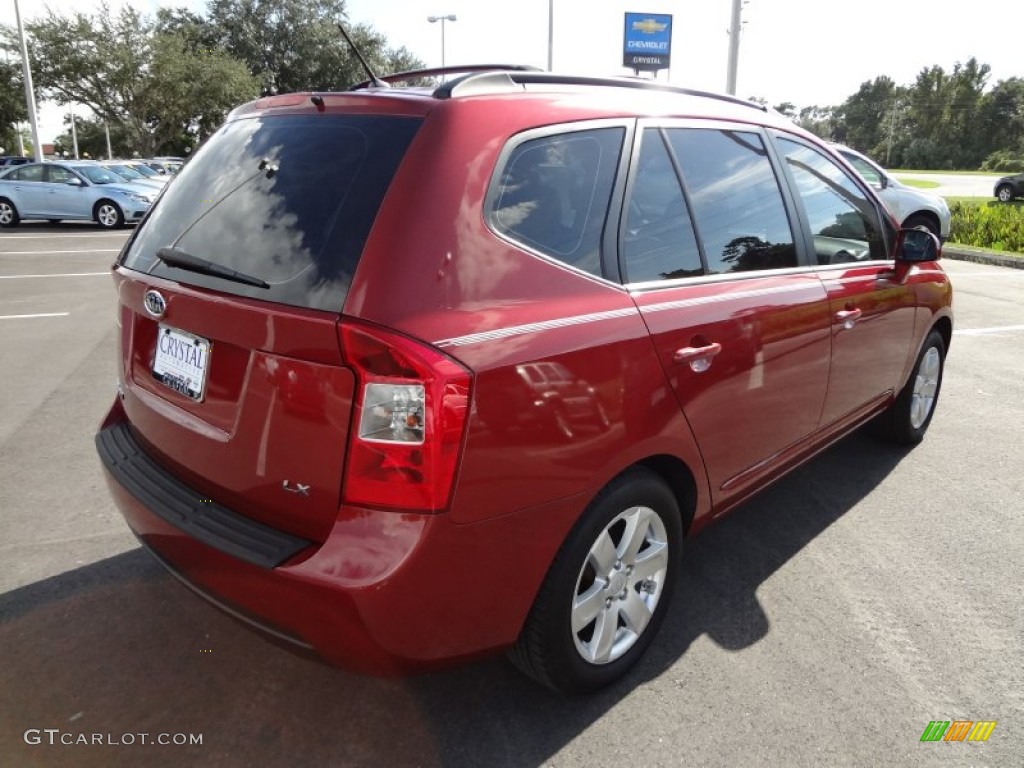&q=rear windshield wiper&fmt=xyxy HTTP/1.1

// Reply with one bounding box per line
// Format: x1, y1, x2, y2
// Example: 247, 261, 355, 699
156, 247, 270, 289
